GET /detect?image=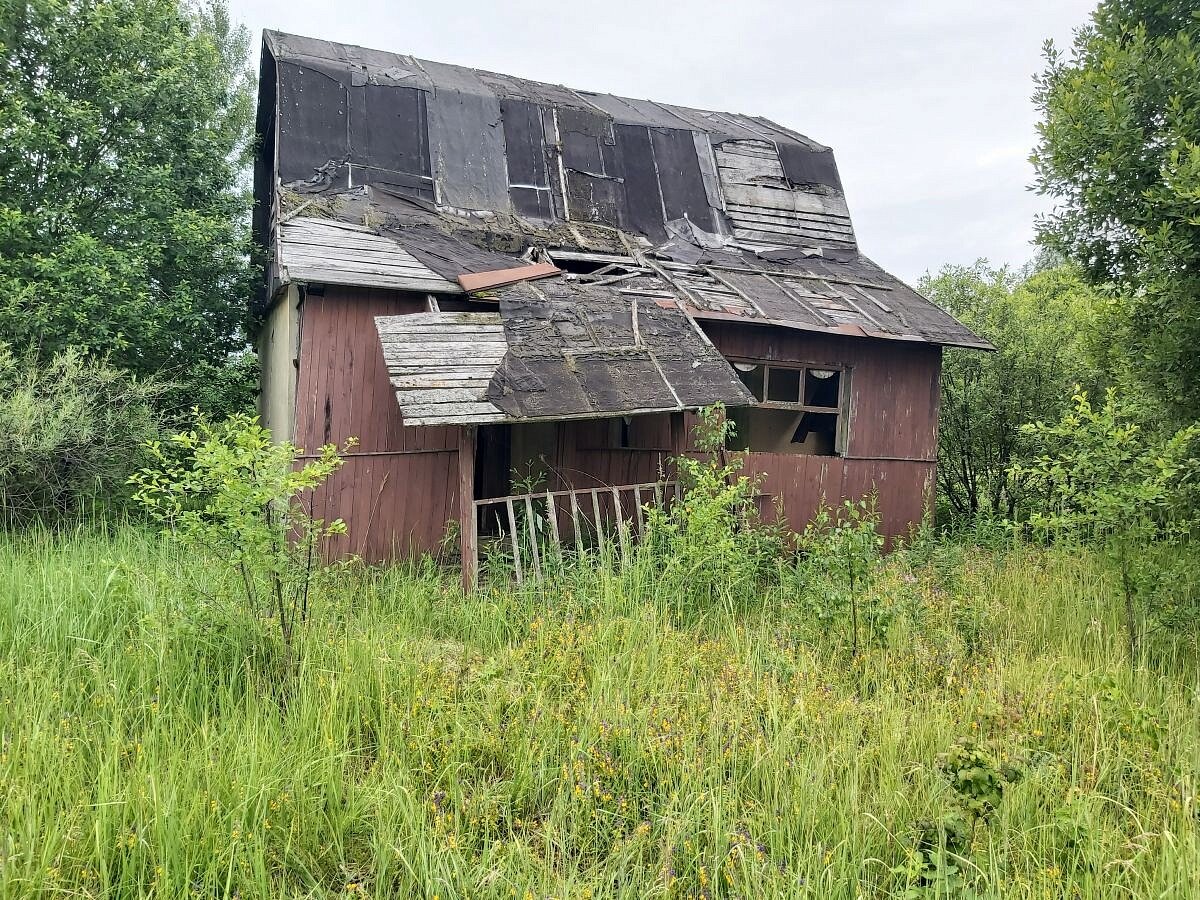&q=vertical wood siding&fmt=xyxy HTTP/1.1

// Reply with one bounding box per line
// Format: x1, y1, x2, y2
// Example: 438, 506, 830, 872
294, 286, 458, 561
525, 324, 940, 542
293, 288, 941, 560
701, 322, 941, 539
